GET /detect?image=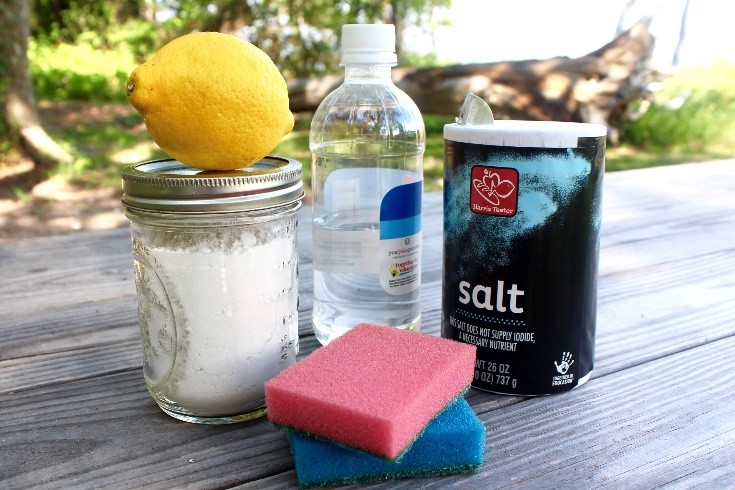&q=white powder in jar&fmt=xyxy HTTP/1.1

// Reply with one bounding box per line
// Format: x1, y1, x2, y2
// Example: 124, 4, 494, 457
132, 217, 299, 418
